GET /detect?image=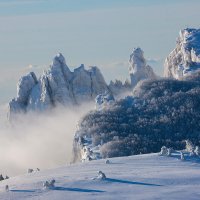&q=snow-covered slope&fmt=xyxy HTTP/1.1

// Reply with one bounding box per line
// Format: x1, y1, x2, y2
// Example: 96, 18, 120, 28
8, 53, 109, 119
0, 152, 200, 200
129, 48, 157, 87
164, 28, 200, 79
